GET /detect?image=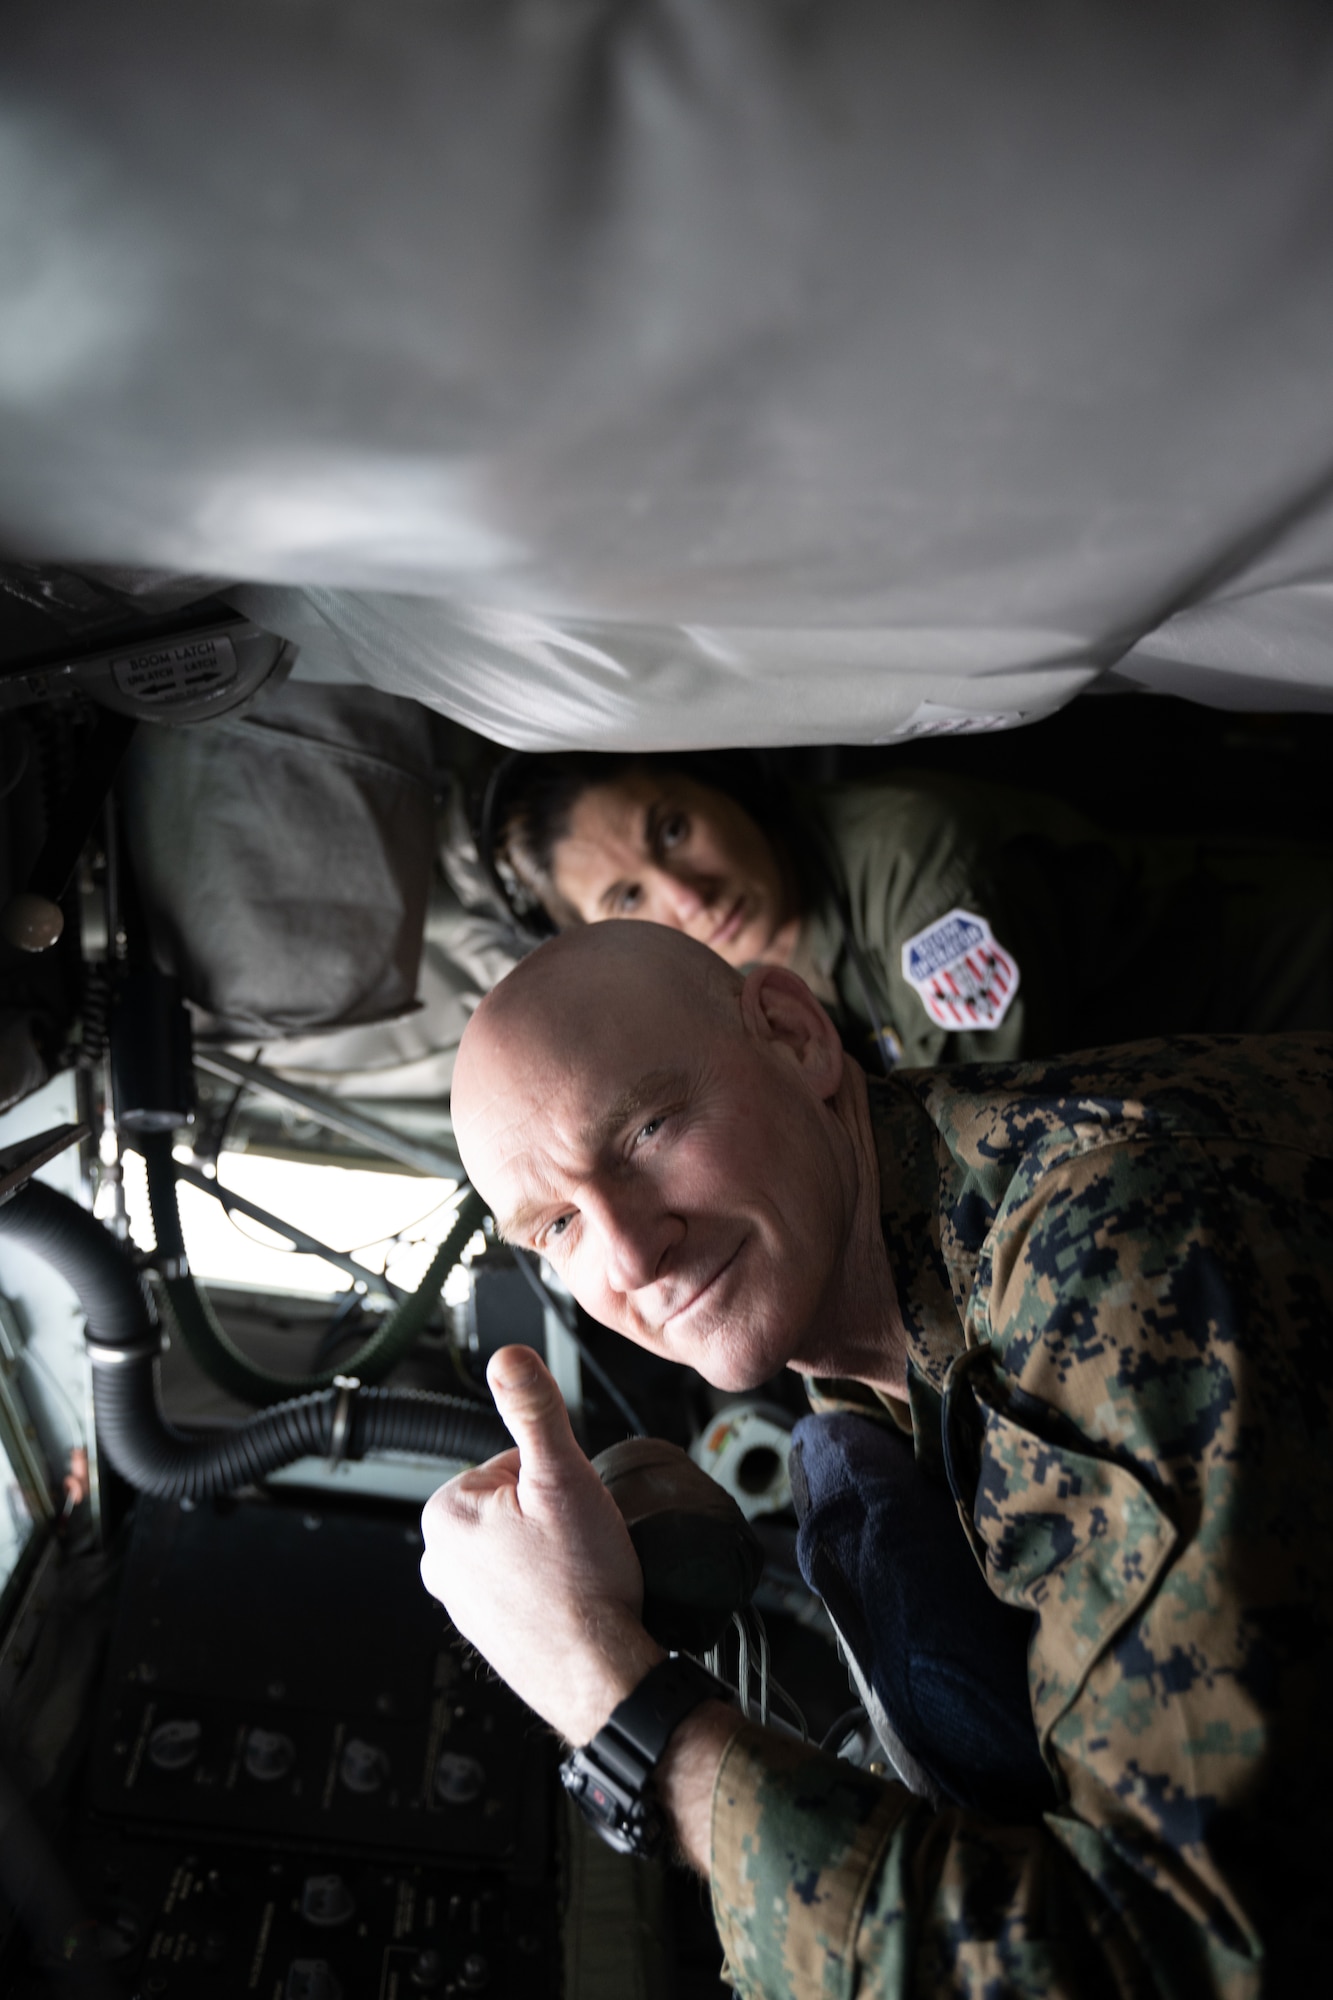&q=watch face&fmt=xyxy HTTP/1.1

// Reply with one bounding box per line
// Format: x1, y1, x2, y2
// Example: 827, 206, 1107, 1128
589, 1811, 649, 1858
558, 1658, 728, 1863
560, 1753, 664, 1859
